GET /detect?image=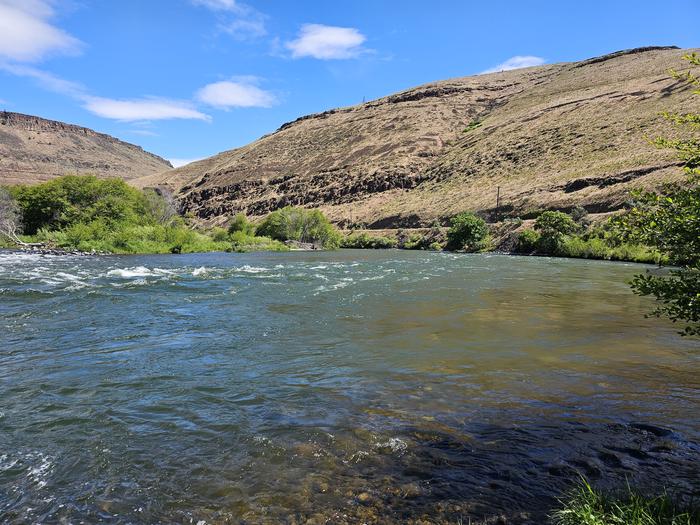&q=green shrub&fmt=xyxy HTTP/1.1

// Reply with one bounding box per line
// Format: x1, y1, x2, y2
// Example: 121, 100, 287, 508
533, 211, 578, 254
463, 120, 482, 132
256, 206, 341, 249
445, 212, 489, 251
516, 229, 541, 253
211, 227, 229, 242
229, 231, 288, 252
400, 232, 425, 250
341, 232, 397, 249
227, 213, 255, 236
